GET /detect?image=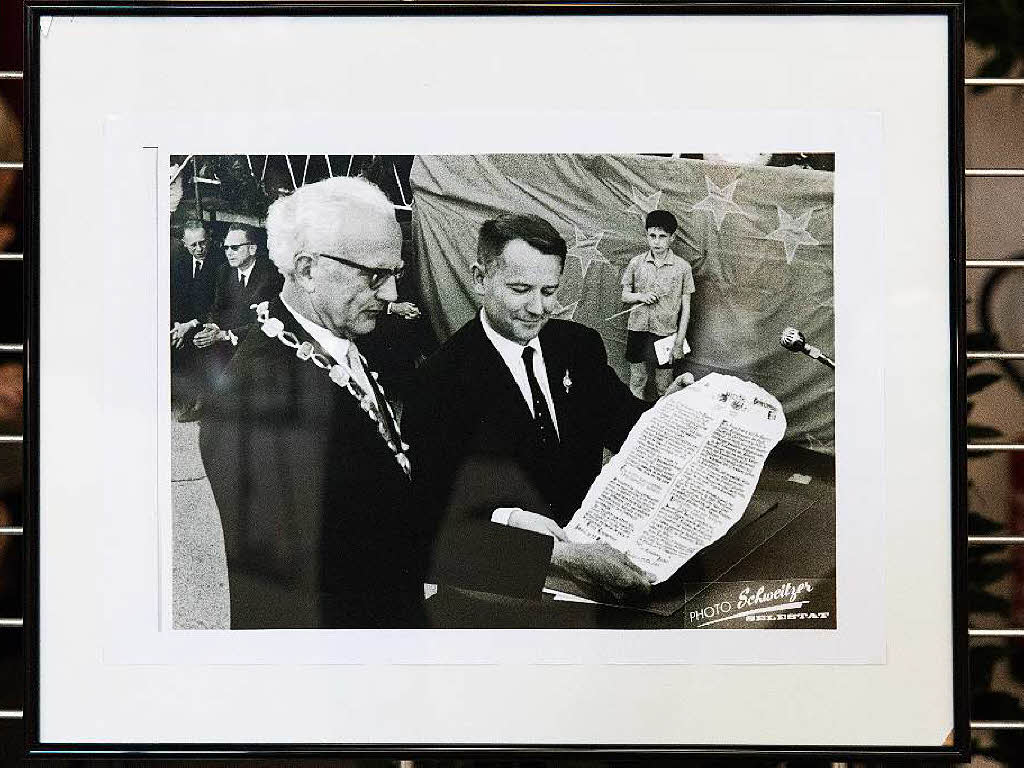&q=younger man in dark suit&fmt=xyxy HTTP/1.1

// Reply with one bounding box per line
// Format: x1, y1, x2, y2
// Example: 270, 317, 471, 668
405, 214, 689, 602
194, 223, 284, 351
189, 223, 283, 414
